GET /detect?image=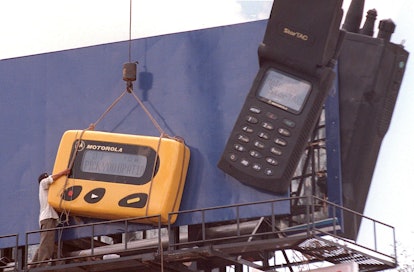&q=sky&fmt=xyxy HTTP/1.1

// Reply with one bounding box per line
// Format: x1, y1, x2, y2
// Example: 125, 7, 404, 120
1, 0, 413, 267
0, 0, 272, 60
